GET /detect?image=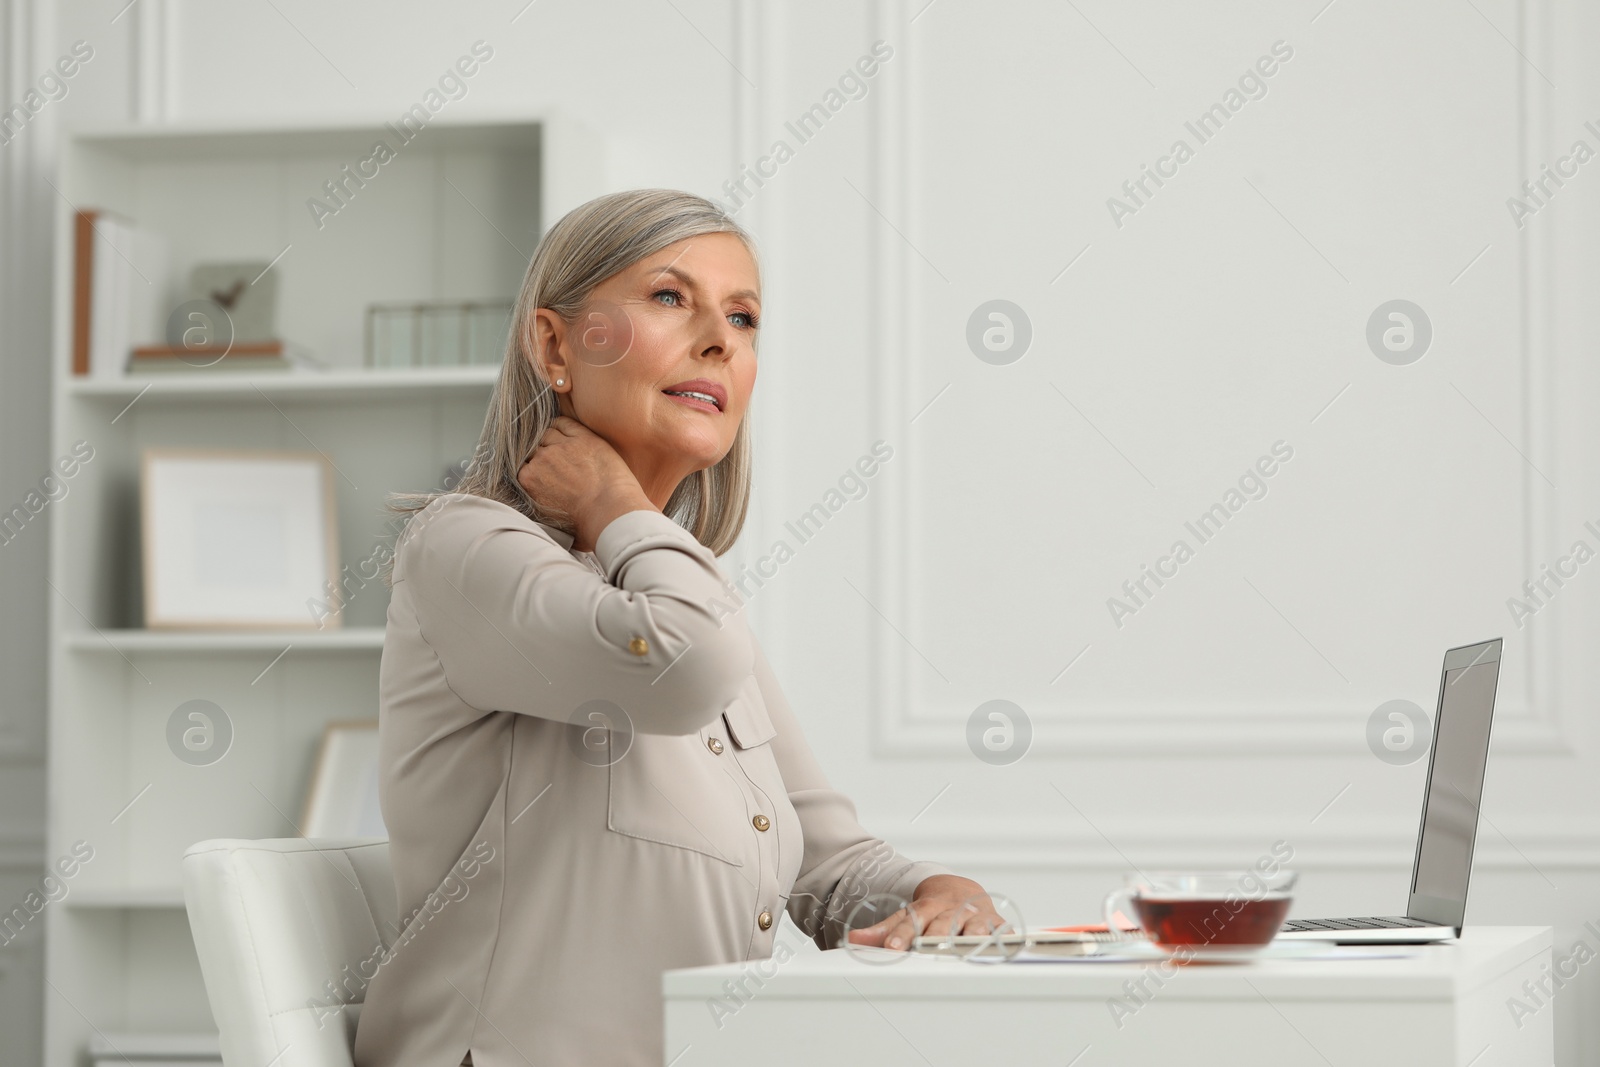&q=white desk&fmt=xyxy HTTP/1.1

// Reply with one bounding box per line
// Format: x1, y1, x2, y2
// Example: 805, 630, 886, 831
662, 926, 1552, 1066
